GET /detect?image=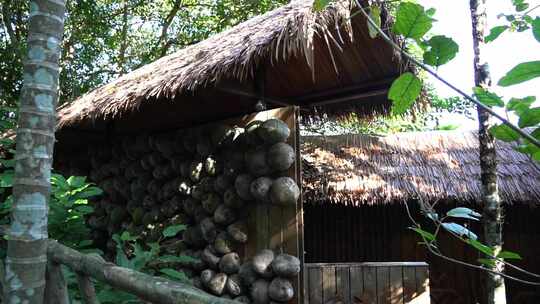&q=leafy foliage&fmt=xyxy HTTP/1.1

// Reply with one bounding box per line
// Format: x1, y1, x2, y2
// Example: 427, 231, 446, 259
0, 0, 287, 107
